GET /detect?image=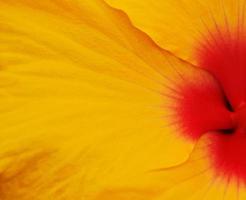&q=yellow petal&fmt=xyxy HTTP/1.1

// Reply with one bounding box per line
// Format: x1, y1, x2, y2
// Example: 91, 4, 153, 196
0, 0, 221, 199
105, 0, 244, 64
